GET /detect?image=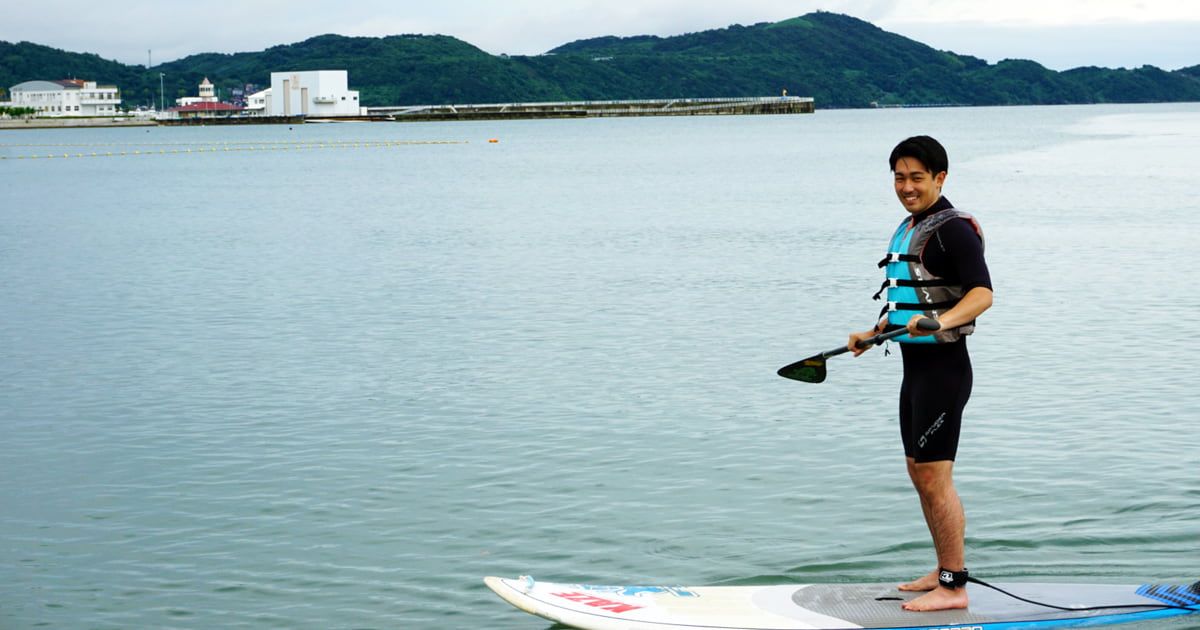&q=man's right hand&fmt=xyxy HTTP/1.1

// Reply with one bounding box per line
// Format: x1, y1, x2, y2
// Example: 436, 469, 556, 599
848, 328, 880, 356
